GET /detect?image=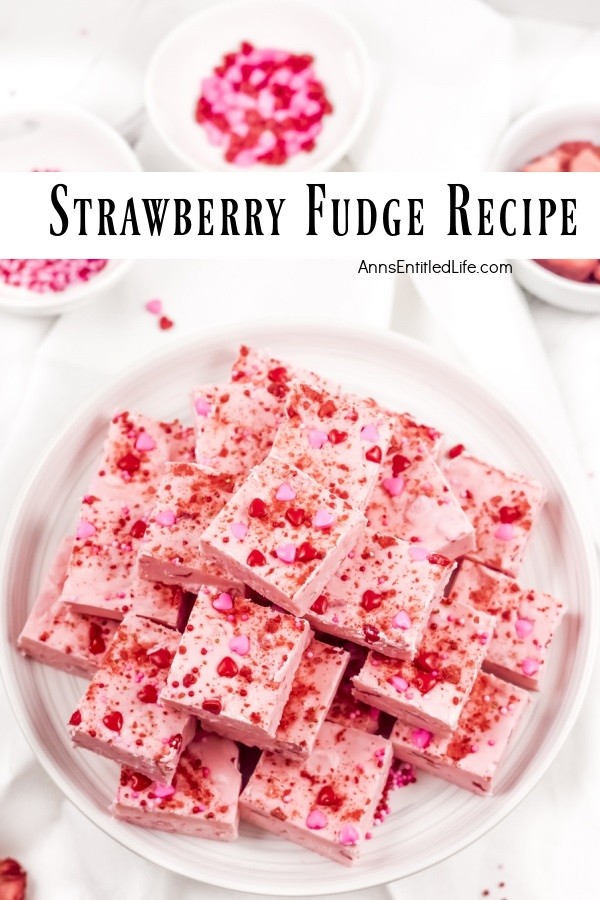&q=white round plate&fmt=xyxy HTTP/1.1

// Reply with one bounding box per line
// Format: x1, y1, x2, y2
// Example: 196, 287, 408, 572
0, 322, 597, 895
145, 0, 371, 171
